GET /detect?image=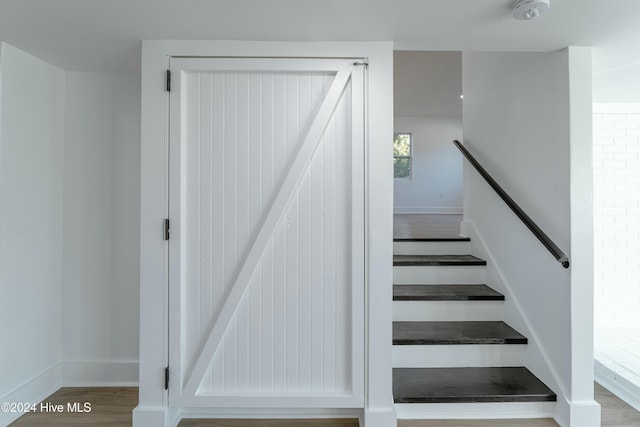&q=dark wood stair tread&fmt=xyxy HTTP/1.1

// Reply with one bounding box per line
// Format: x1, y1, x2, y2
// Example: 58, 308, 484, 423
393, 321, 527, 345
394, 237, 471, 242
393, 254, 486, 266
393, 284, 504, 301
393, 367, 556, 403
